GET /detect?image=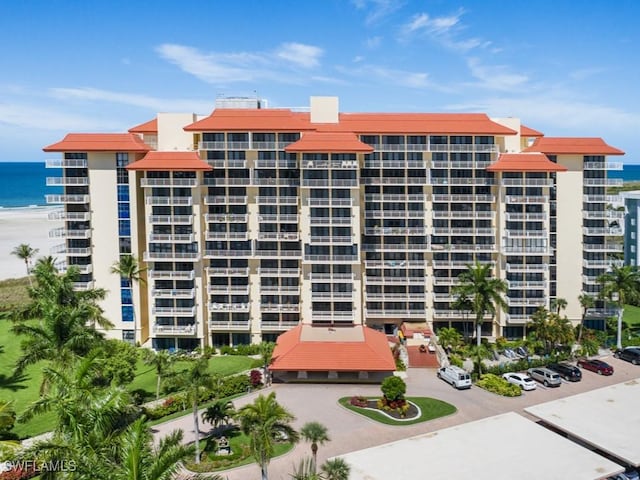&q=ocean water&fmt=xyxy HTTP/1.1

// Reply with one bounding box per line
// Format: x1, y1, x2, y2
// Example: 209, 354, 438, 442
0, 161, 639, 209
0, 162, 60, 208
